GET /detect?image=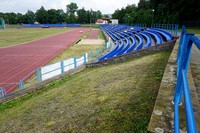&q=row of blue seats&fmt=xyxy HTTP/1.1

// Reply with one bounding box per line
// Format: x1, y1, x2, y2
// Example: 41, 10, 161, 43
98, 25, 174, 61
